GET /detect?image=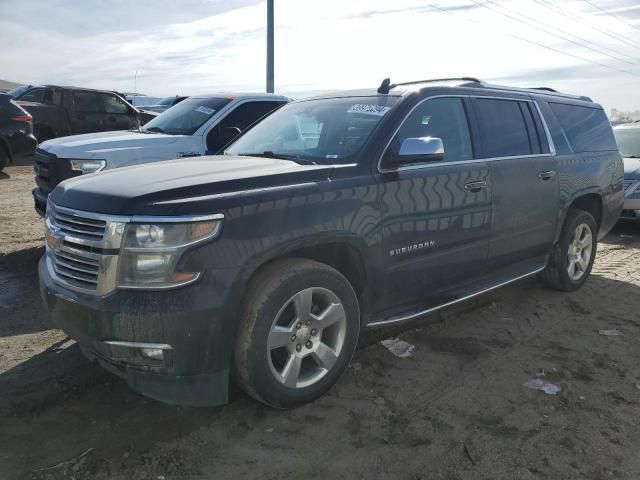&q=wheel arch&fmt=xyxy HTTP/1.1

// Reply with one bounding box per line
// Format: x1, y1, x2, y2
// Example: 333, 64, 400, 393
555, 191, 603, 243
